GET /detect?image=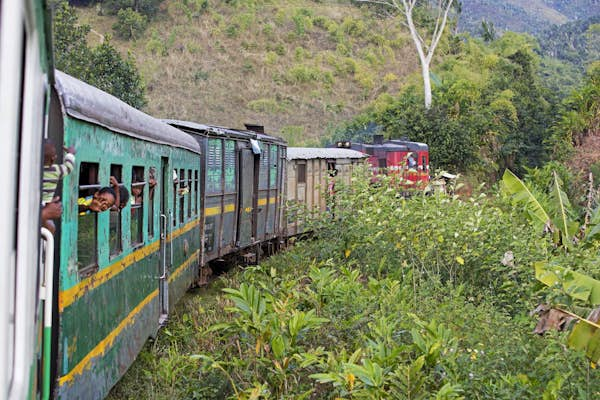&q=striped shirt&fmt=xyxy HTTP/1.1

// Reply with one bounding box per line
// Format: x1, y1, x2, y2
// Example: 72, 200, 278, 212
42, 152, 75, 204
